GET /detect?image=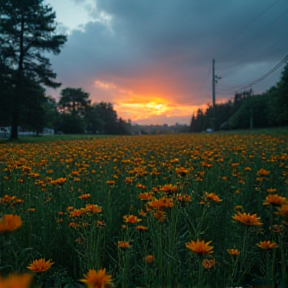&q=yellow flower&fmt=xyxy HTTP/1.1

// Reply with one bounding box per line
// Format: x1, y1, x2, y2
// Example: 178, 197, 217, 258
227, 249, 240, 256
81, 268, 112, 288
0, 214, 22, 233
257, 240, 278, 250
185, 239, 214, 255
0, 273, 33, 288
232, 212, 262, 226
27, 258, 54, 273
